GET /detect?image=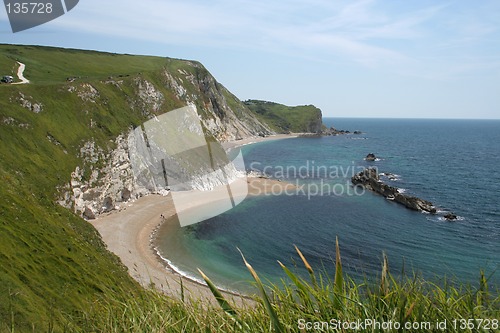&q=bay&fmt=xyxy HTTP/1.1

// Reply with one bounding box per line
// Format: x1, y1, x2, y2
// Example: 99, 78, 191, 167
156, 118, 500, 293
